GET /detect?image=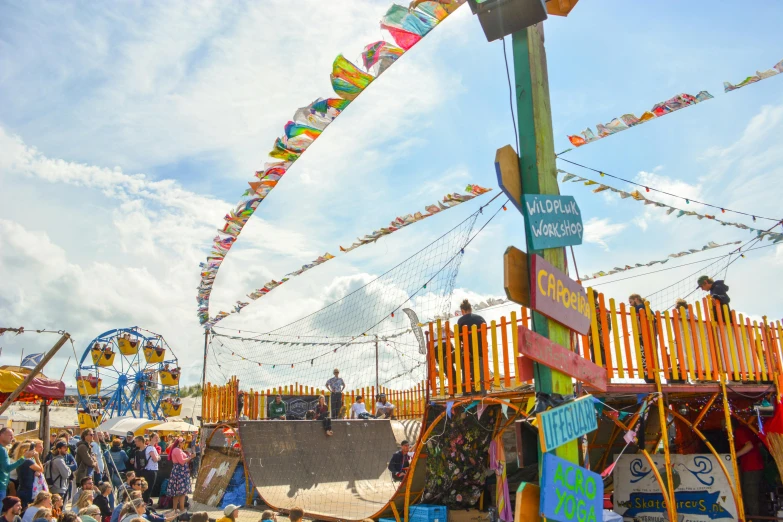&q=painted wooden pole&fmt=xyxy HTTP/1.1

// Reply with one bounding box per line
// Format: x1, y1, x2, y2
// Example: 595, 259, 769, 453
512, 23, 577, 465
